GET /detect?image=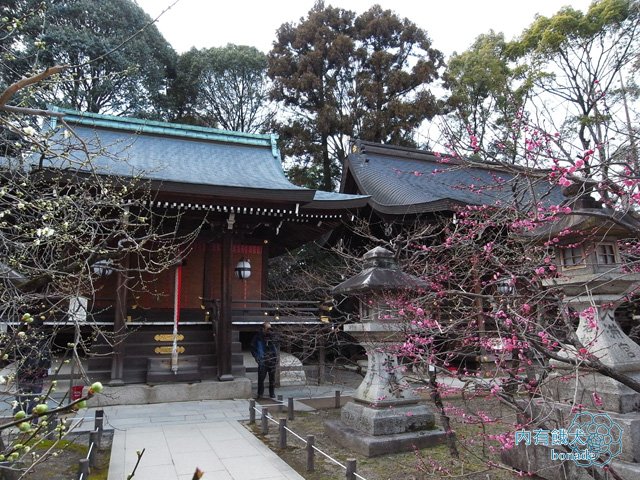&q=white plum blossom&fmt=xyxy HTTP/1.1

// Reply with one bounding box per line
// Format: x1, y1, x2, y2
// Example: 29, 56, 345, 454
36, 227, 55, 237
22, 126, 36, 137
